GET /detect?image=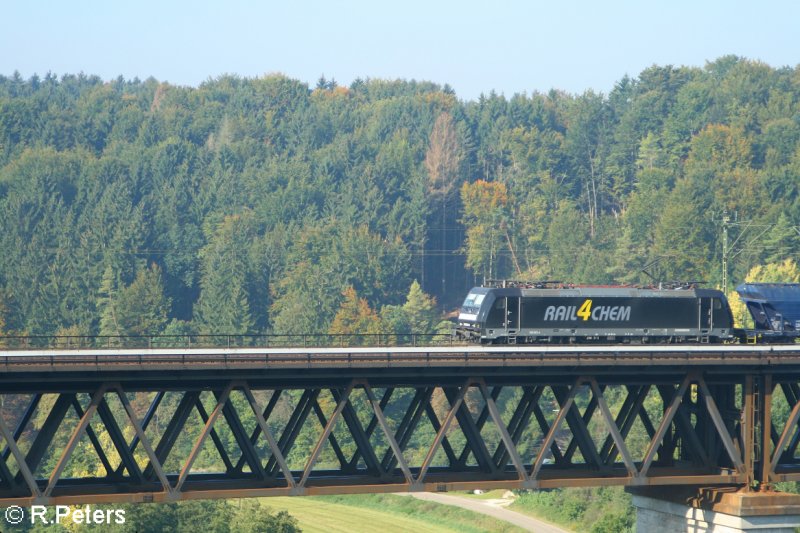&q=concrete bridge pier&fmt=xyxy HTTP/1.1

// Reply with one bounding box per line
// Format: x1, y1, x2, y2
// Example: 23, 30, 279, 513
629, 487, 800, 532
